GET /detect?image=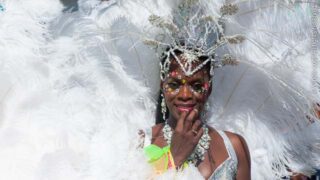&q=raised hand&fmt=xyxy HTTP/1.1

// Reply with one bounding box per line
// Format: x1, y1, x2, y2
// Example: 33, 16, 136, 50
170, 109, 204, 167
